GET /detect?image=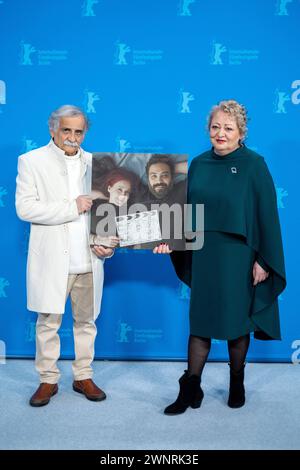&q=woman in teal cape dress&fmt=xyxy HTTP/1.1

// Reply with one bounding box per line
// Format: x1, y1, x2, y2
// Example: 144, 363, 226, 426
157, 100, 286, 415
